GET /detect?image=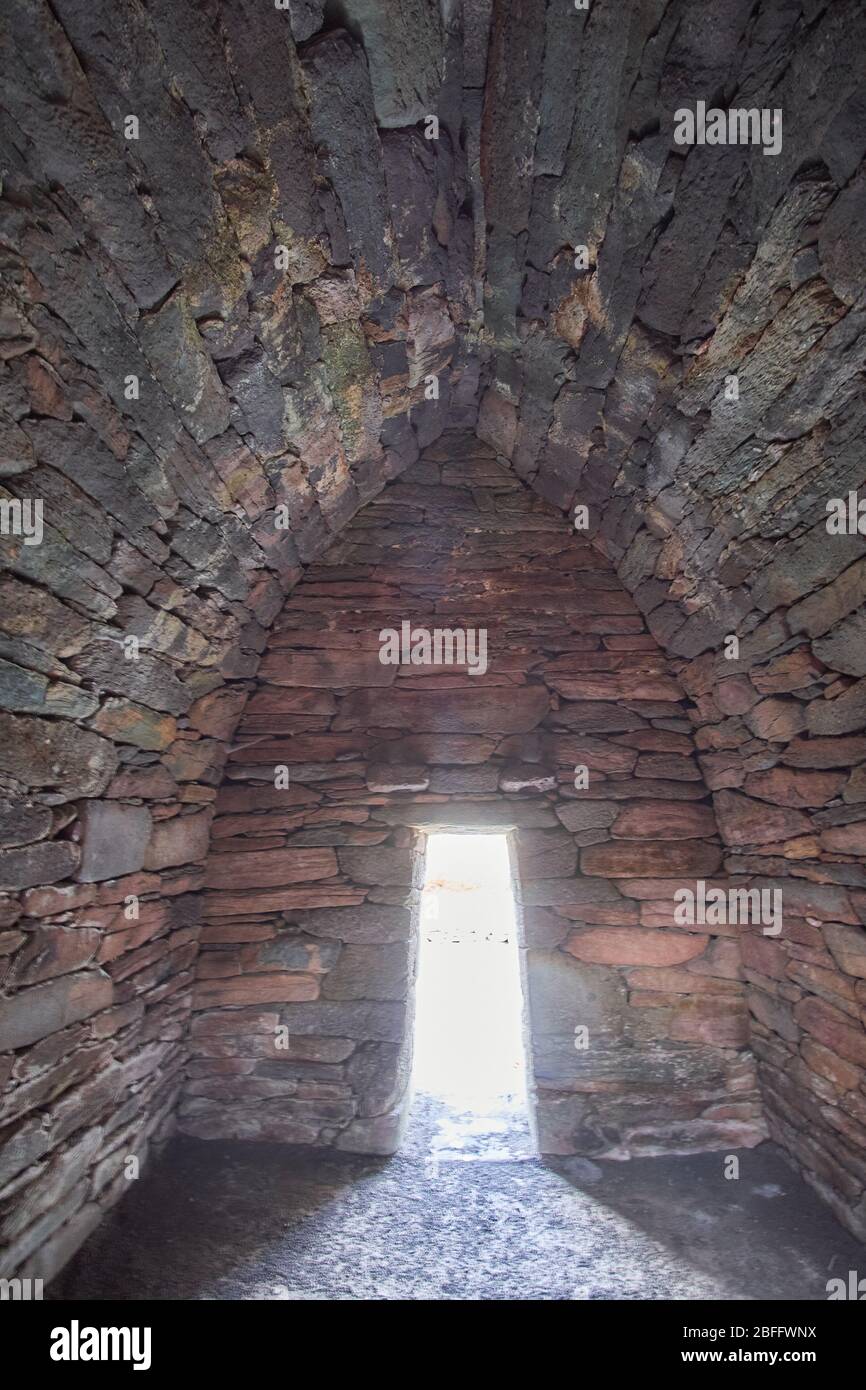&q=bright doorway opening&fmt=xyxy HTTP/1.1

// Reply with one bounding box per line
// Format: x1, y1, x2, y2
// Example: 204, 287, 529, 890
410, 832, 534, 1161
